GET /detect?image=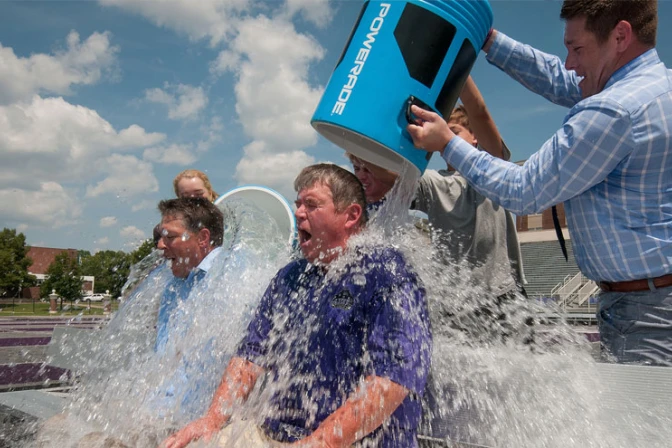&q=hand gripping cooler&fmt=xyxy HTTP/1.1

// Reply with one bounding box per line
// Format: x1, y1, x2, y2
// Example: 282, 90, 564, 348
311, 0, 493, 176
